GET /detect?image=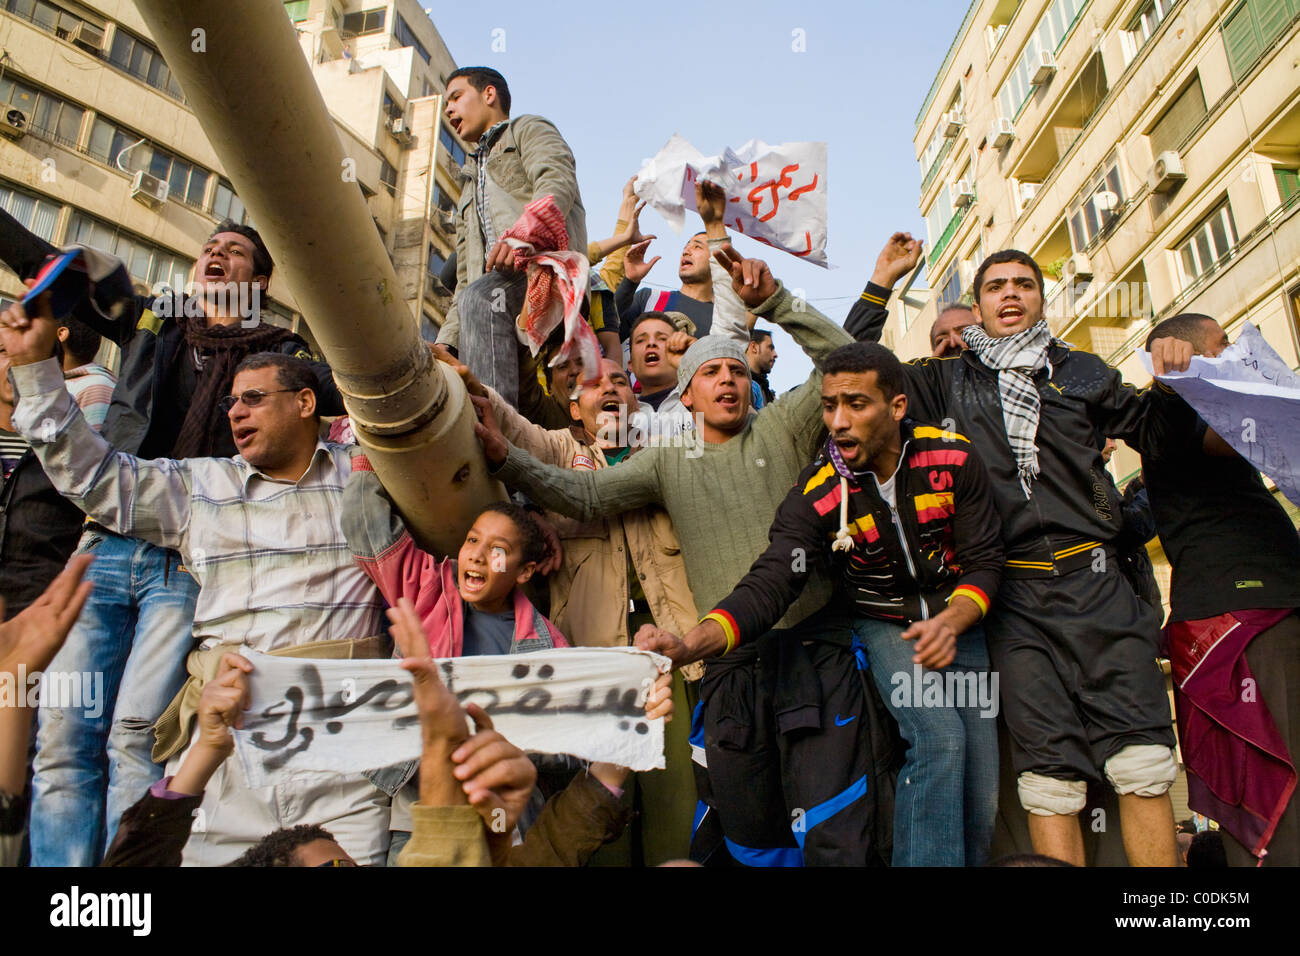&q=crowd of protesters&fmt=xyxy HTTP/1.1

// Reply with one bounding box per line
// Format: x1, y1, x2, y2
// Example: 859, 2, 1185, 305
0, 64, 1295, 869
